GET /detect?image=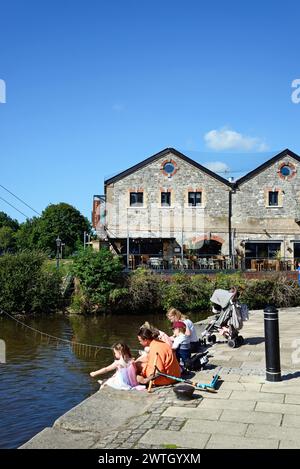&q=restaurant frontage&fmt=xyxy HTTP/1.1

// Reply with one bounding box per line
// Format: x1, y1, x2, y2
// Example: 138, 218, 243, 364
243, 240, 297, 271
106, 236, 300, 272
110, 236, 230, 270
